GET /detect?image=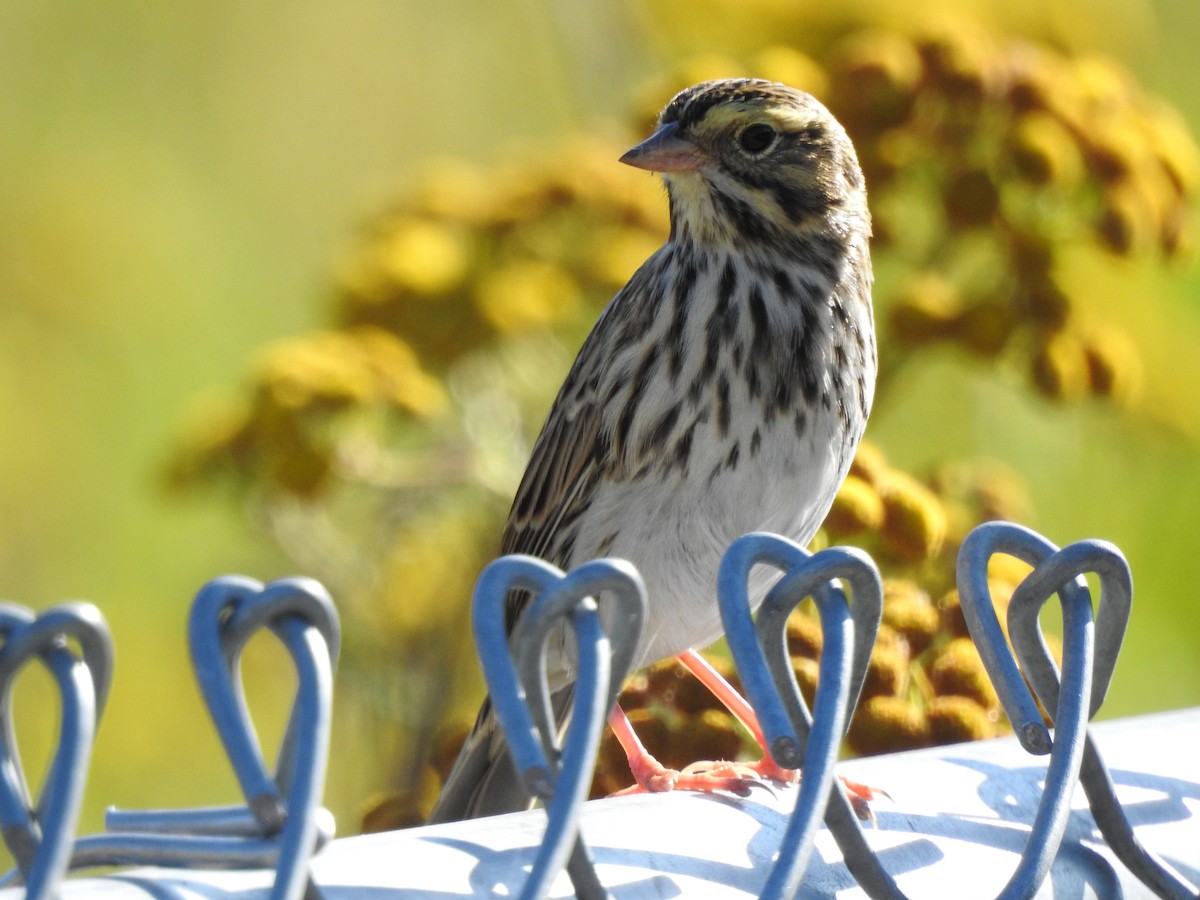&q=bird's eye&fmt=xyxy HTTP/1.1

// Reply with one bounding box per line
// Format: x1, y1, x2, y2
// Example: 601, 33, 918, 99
738, 123, 777, 154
